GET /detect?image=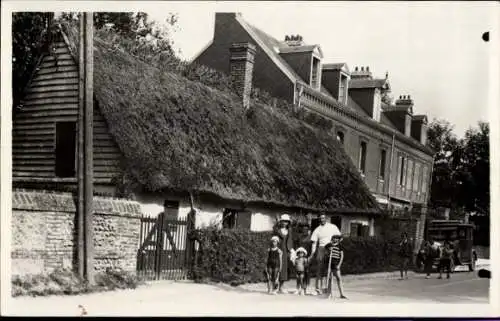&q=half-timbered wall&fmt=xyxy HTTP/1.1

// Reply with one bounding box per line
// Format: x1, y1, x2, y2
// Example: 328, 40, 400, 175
12, 33, 122, 185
